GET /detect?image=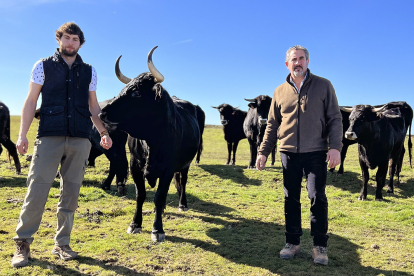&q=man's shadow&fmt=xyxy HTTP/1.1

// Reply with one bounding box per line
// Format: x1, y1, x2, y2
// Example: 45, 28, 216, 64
15, 256, 151, 276
168, 210, 411, 275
